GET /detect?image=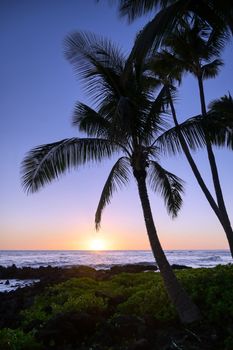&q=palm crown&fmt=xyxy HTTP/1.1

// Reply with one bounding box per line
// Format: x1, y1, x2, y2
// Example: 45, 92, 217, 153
22, 32, 184, 229
118, 0, 233, 63
163, 19, 228, 80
